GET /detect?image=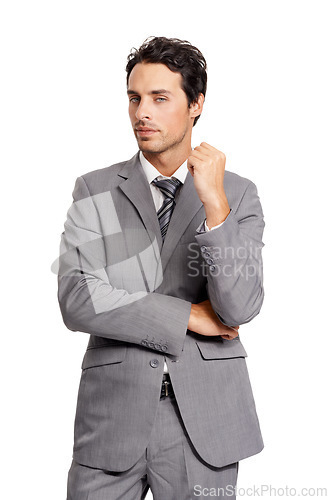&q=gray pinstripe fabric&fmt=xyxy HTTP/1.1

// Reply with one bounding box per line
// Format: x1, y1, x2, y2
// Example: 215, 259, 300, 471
67, 393, 238, 500
58, 152, 265, 481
